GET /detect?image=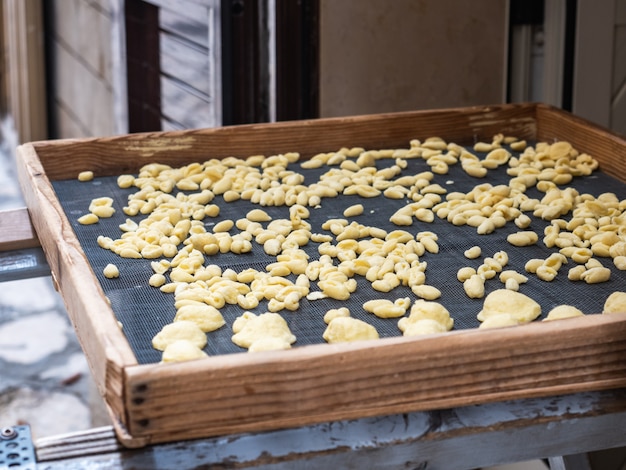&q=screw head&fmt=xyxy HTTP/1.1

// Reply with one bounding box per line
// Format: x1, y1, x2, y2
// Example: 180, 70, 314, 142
0, 427, 17, 440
